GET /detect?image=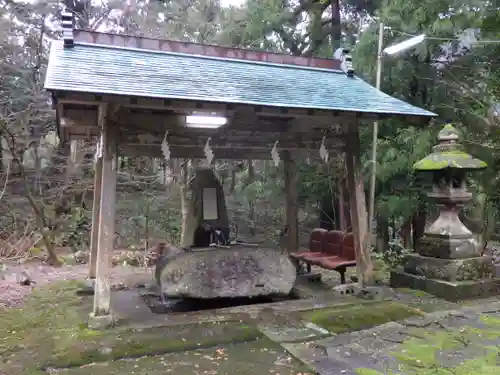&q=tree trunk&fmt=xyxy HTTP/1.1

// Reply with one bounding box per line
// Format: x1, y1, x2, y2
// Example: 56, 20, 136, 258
330, 0, 342, 51
412, 206, 426, 250
345, 126, 374, 287
376, 217, 389, 252
230, 163, 237, 193
401, 219, 412, 248
11, 156, 60, 265
391, 217, 397, 240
